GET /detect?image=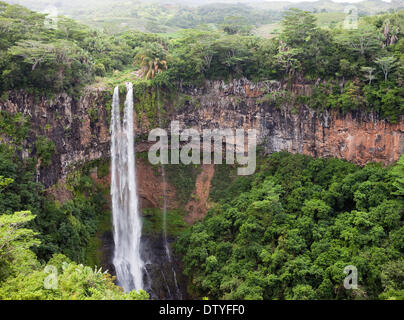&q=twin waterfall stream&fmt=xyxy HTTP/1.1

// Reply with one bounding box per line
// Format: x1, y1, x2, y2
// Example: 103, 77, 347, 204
110, 83, 182, 298
110, 83, 144, 292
